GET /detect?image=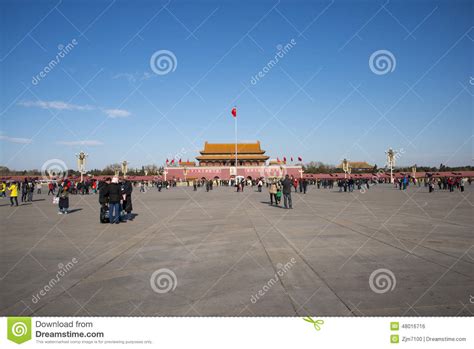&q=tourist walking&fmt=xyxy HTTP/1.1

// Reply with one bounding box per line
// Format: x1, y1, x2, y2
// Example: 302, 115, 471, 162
460, 177, 466, 192
0, 181, 6, 197
27, 181, 34, 201
21, 179, 28, 202
348, 178, 354, 192
48, 182, 54, 195
448, 177, 454, 192
269, 181, 278, 206
57, 183, 70, 214
281, 175, 293, 209
428, 178, 434, 193
105, 177, 122, 224
98, 177, 111, 223
8, 181, 18, 206
121, 179, 133, 221
257, 178, 263, 192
